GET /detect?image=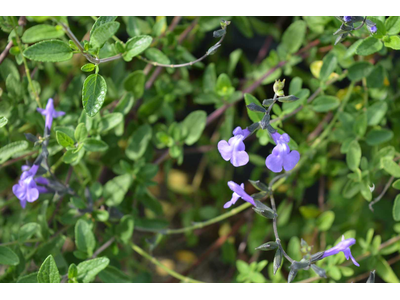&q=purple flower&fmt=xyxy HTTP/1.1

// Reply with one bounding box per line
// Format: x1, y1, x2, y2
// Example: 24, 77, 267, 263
265, 132, 300, 173
224, 181, 255, 208
218, 126, 250, 167
37, 98, 65, 131
321, 235, 360, 267
12, 165, 50, 208
344, 16, 352, 22
369, 25, 377, 34
13, 164, 40, 208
